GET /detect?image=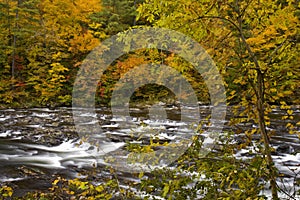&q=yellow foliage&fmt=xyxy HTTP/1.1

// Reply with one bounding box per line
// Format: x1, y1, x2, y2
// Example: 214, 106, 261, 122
40, 0, 102, 53
0, 186, 13, 197
69, 32, 100, 54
